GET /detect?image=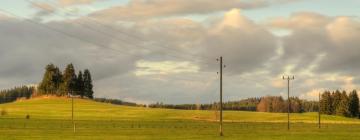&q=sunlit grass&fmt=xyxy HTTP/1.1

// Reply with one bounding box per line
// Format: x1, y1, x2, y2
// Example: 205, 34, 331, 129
1, 97, 360, 139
